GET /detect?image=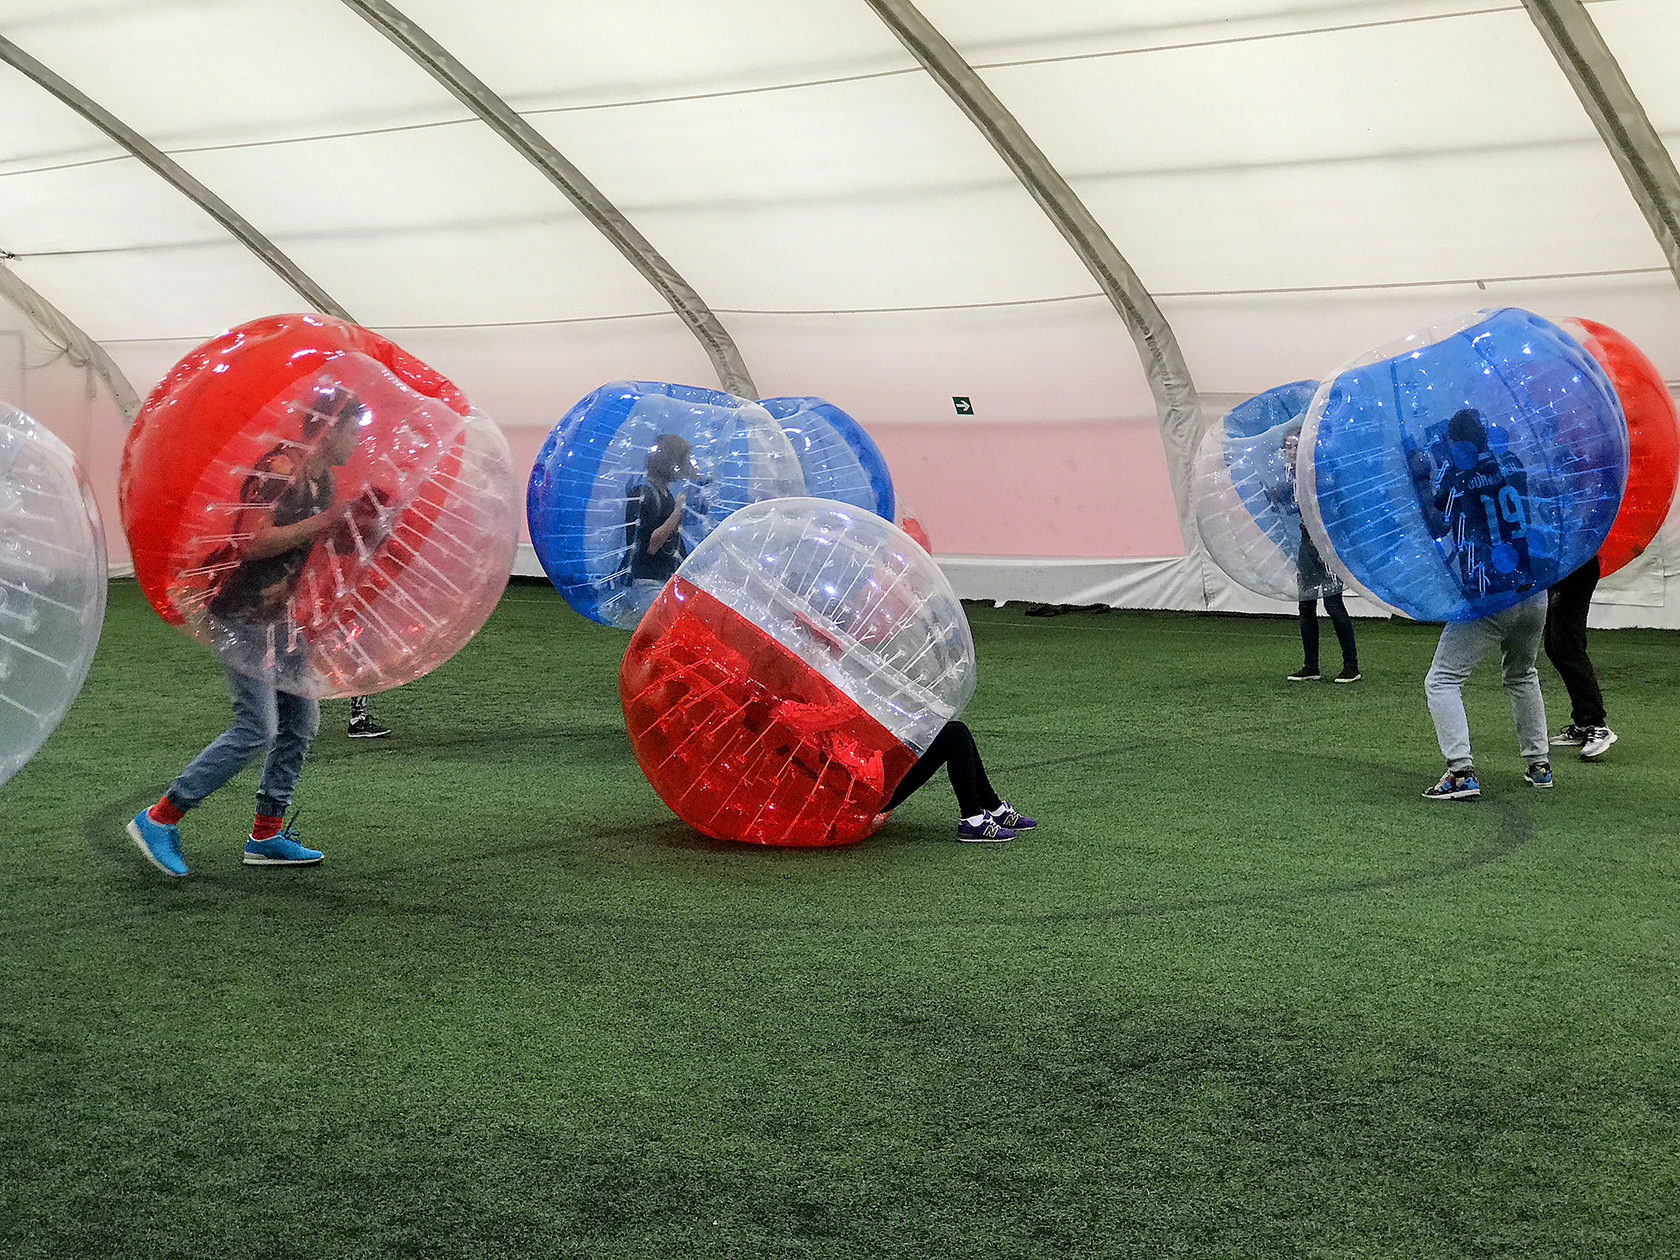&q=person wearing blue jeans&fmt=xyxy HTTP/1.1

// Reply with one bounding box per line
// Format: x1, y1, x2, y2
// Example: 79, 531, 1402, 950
1421, 593, 1553, 800
127, 384, 366, 877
